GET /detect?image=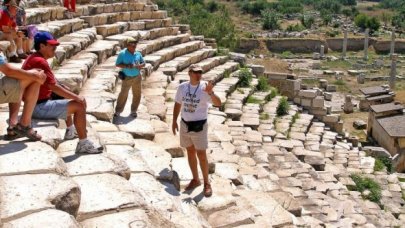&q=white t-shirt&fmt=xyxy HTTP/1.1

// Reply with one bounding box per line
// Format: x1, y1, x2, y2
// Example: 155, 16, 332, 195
175, 81, 212, 121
